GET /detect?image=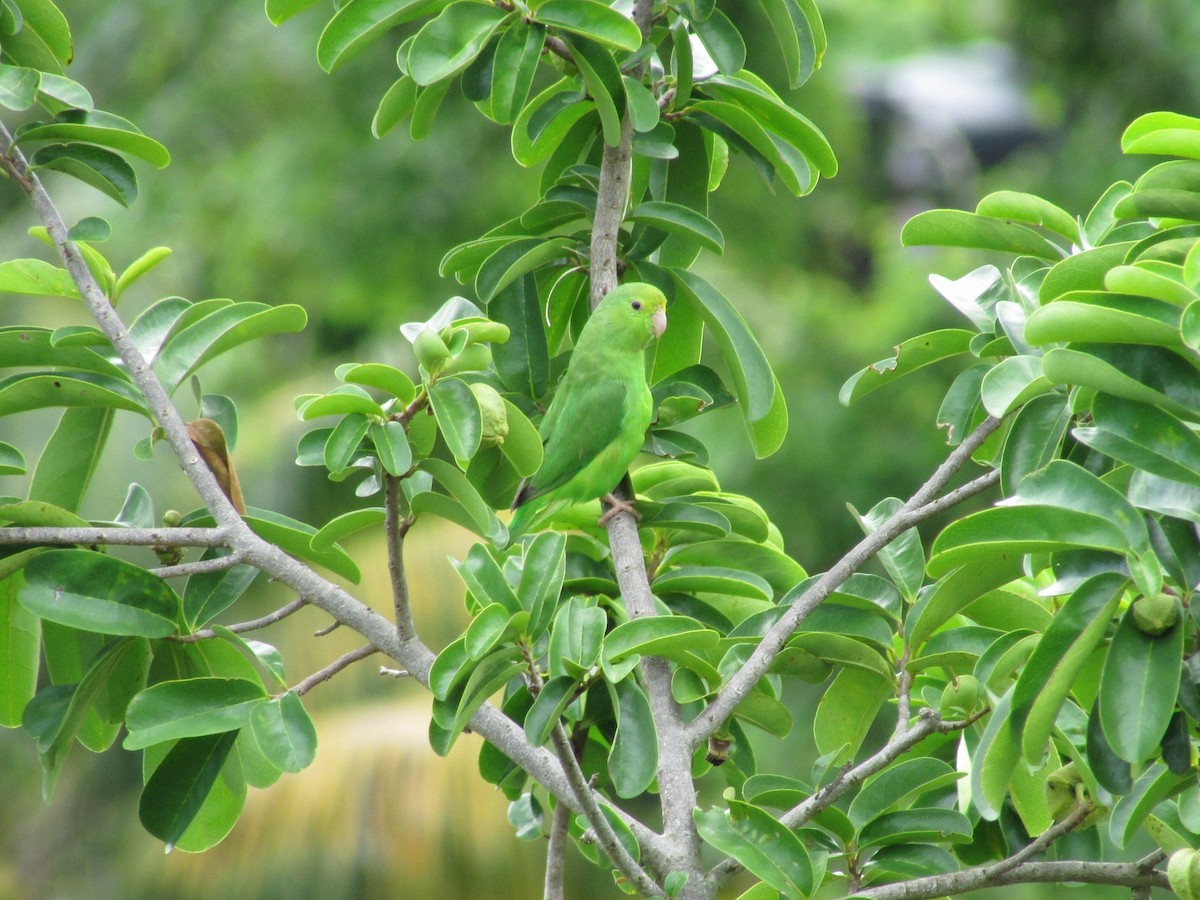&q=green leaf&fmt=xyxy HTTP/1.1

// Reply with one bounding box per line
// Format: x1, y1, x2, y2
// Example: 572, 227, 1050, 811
690, 8, 745, 74
489, 274, 551, 399
323, 412, 370, 473
371, 75, 417, 137
0, 440, 24, 475
999, 393, 1071, 497
970, 686, 1020, 819
0, 257, 79, 298
407, 2, 509, 86
1122, 112, 1200, 160
338, 362, 416, 402
124, 677, 266, 750
671, 270, 774, 425
609, 678, 657, 798
976, 190, 1080, 243
523, 674, 578, 745
1075, 394, 1200, 488
848, 758, 961, 829
139, 730, 239, 850
498, 399, 542, 477
154, 302, 307, 394
563, 33, 624, 147
370, 421, 412, 476
265, 0, 323, 25
0, 63, 38, 109
511, 78, 595, 168
1109, 763, 1190, 849
16, 109, 169, 168
2, 0, 71, 73
1026, 292, 1184, 349
311, 507, 386, 553
428, 377, 482, 464
535, 0, 641, 52
548, 597, 605, 679
628, 201, 723, 255
486, 20, 543, 125
756, 0, 817, 89
0, 575, 39, 727
29, 407, 113, 513
980, 354, 1051, 417
298, 386, 386, 420
419, 457, 505, 542
519, 531, 566, 641
654, 564, 774, 602
840, 329, 974, 405
1009, 573, 1125, 765
902, 209, 1065, 259
857, 808, 973, 848
813, 666, 891, 763
21, 549, 180, 637
316, 0, 440, 73
691, 99, 810, 196
928, 506, 1132, 578
1100, 600, 1185, 764
854, 497, 924, 602
602, 615, 720, 666
1043, 344, 1200, 423
249, 692, 317, 773
0, 372, 147, 418
694, 802, 812, 899
700, 75, 836, 178
182, 550, 257, 630
30, 143, 137, 207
